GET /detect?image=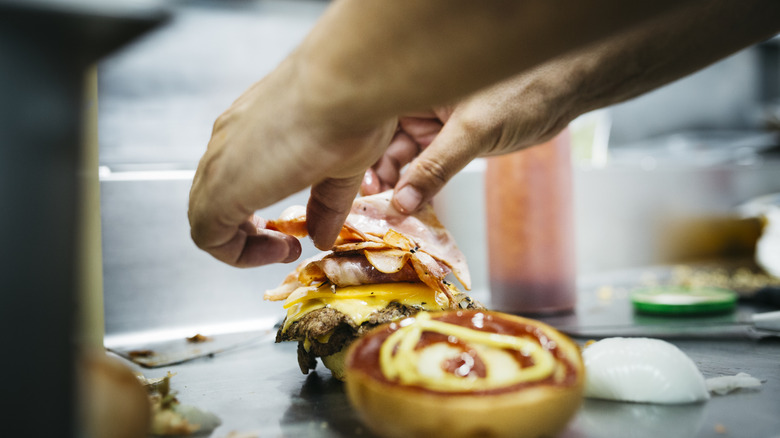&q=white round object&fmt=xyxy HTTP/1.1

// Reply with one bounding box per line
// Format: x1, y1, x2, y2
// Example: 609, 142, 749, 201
583, 337, 709, 404
756, 208, 780, 278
